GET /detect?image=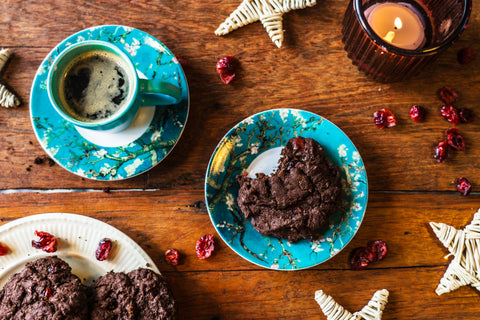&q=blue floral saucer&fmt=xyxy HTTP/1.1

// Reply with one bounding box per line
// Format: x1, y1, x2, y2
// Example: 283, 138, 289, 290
30, 25, 189, 180
205, 109, 368, 270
